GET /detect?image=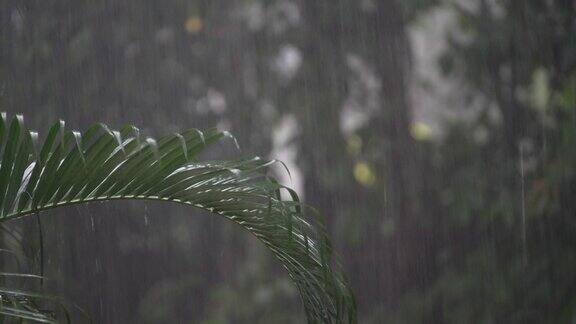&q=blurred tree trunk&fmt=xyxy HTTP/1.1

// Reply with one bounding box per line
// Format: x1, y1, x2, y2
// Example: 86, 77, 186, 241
295, 0, 353, 226
372, 0, 425, 293
360, 0, 438, 316
293, 0, 439, 318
